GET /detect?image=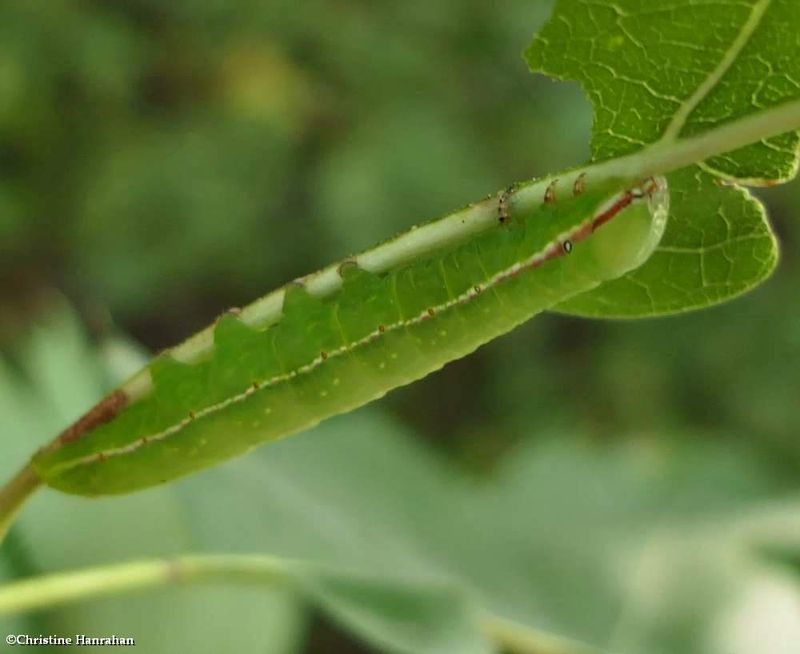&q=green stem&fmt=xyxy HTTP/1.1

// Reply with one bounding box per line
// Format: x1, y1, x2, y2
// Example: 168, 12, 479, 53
479, 614, 599, 654
0, 553, 586, 654
0, 555, 292, 615
514, 98, 800, 212
0, 464, 42, 544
